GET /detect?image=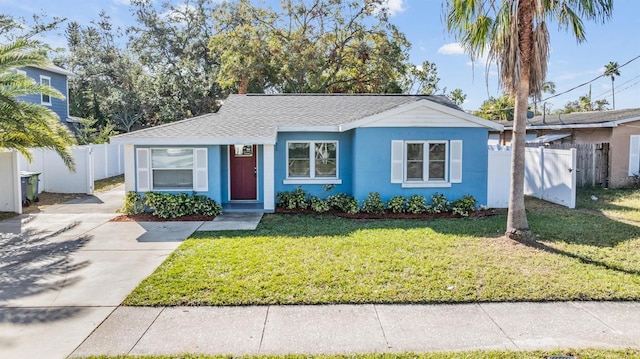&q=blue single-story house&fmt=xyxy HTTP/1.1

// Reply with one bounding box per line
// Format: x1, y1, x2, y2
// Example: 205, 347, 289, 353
110, 94, 503, 212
